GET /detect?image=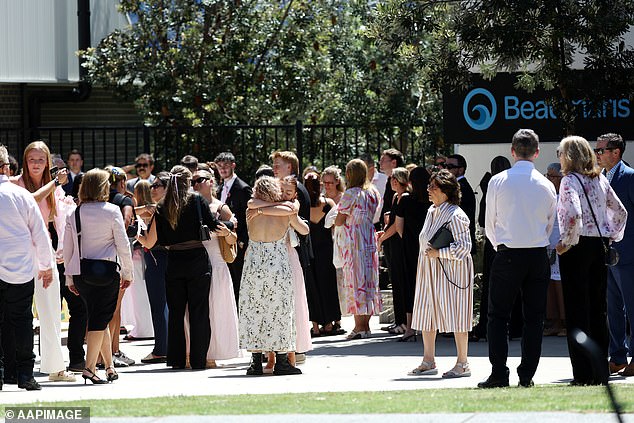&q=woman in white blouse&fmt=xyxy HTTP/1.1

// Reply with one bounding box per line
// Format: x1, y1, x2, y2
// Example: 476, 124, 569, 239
556, 135, 627, 386
63, 169, 133, 384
